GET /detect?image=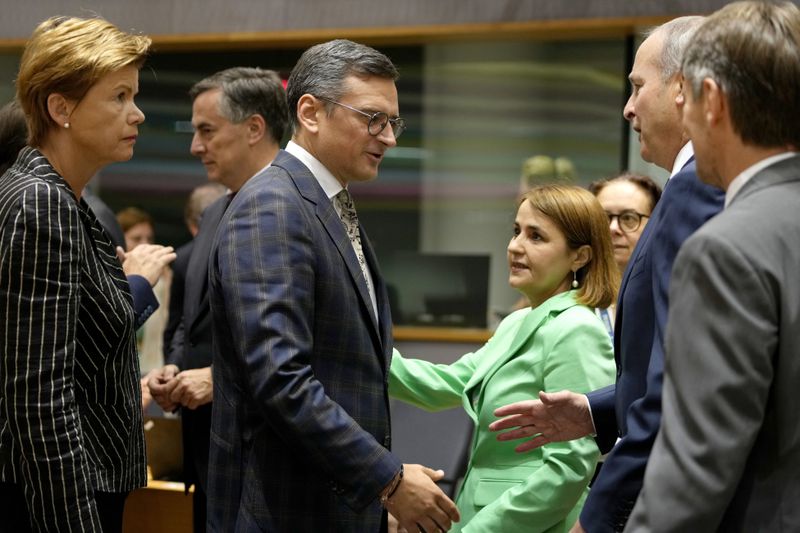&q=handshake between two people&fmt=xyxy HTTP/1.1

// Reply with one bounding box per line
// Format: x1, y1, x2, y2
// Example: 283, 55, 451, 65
387, 389, 591, 532
386, 464, 461, 533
